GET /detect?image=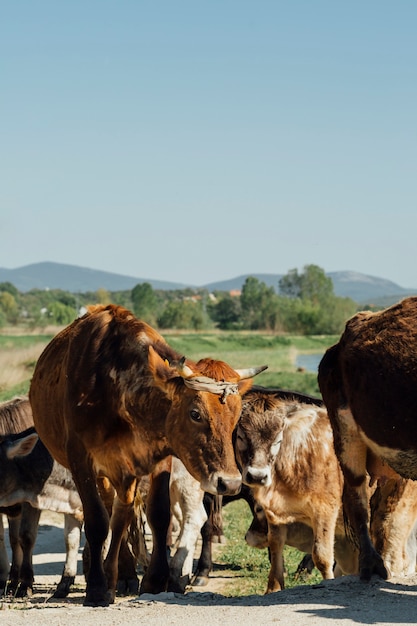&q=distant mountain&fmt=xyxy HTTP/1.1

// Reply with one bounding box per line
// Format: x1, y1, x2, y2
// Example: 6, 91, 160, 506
0, 262, 188, 293
327, 271, 415, 304
203, 274, 280, 293
0, 262, 415, 305
203, 271, 416, 305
